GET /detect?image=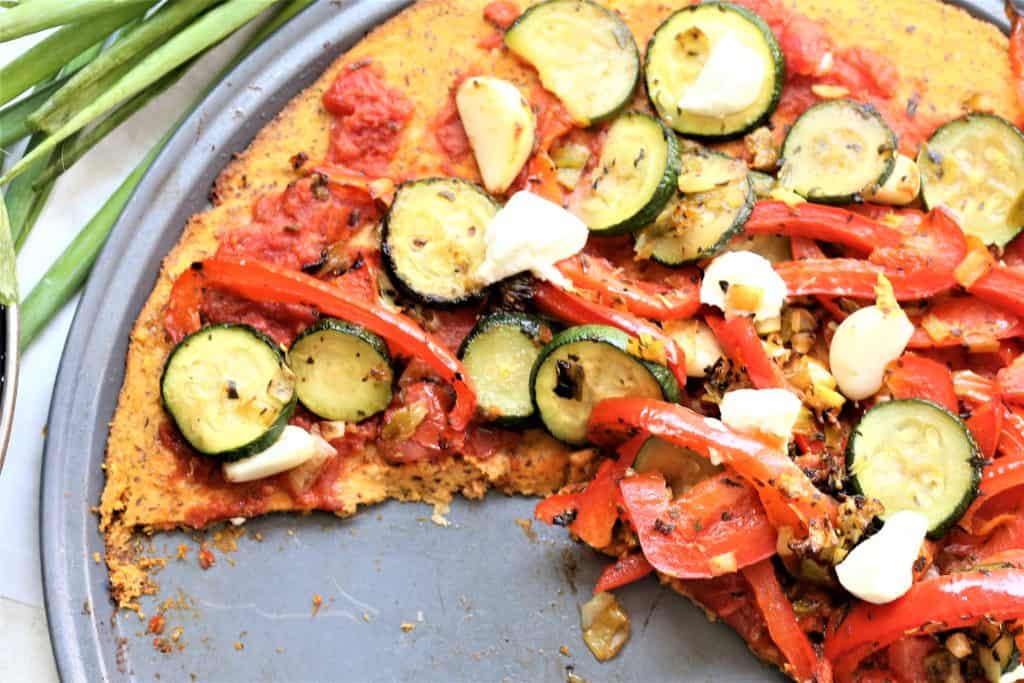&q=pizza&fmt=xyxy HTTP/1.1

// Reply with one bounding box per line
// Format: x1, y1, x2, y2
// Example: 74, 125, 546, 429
99, 0, 1024, 680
